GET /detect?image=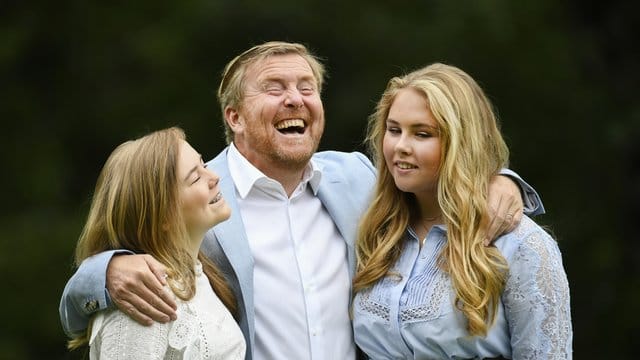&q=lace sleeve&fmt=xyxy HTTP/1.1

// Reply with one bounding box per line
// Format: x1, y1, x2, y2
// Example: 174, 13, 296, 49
90, 310, 169, 360
502, 228, 573, 359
